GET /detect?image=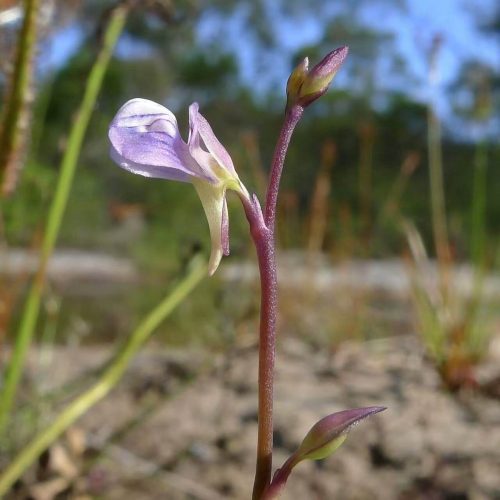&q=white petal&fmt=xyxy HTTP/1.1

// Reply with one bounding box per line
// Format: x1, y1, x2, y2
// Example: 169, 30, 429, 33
192, 179, 227, 276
